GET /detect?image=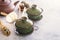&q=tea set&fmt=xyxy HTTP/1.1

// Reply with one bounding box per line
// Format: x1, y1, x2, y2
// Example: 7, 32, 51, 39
0, 0, 43, 36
